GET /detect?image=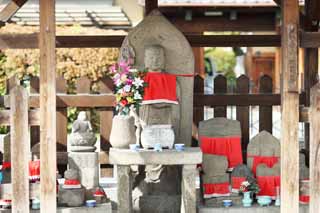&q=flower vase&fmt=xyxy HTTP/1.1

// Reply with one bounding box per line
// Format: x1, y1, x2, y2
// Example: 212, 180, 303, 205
109, 115, 136, 149
242, 191, 253, 207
